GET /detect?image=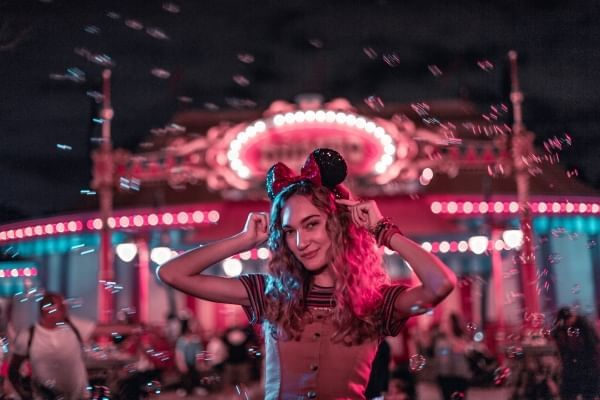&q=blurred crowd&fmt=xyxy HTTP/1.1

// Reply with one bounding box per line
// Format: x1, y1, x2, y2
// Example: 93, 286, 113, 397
0, 294, 598, 400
